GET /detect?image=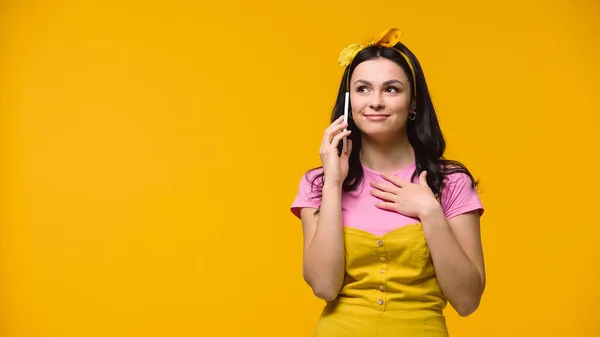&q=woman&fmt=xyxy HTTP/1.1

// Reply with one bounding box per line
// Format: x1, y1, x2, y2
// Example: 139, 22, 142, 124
290, 28, 486, 337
